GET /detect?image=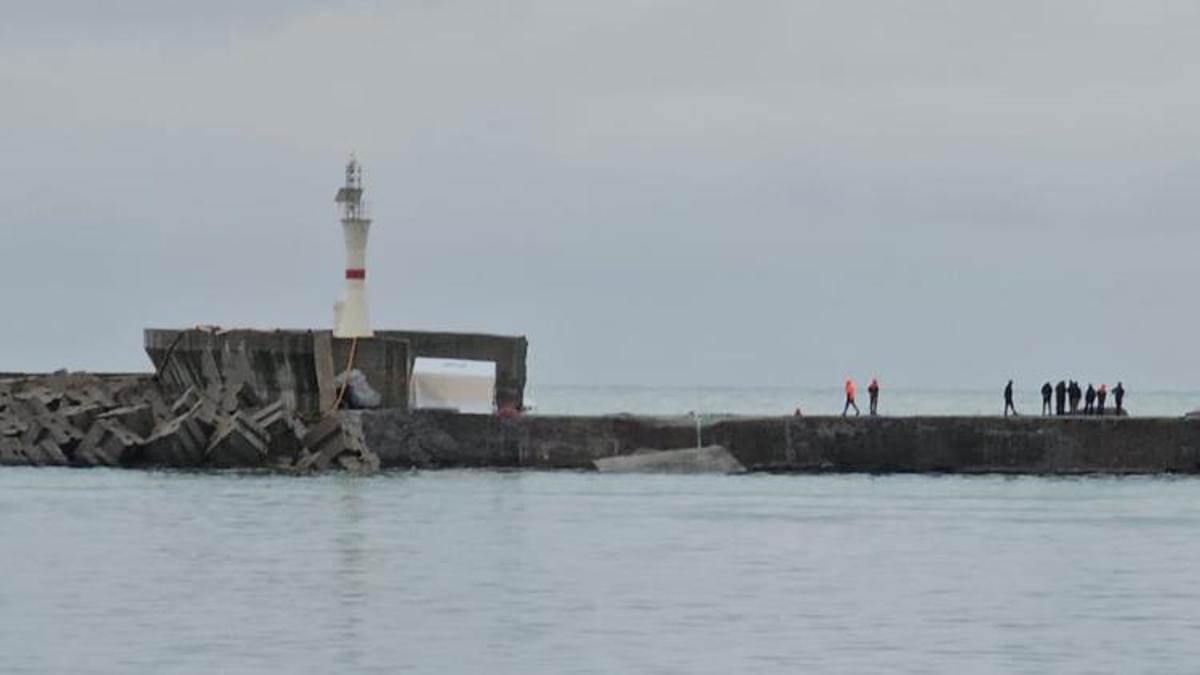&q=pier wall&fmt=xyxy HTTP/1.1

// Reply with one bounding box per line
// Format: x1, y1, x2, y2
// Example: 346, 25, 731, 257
357, 411, 1200, 474
144, 328, 527, 415
145, 329, 329, 413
